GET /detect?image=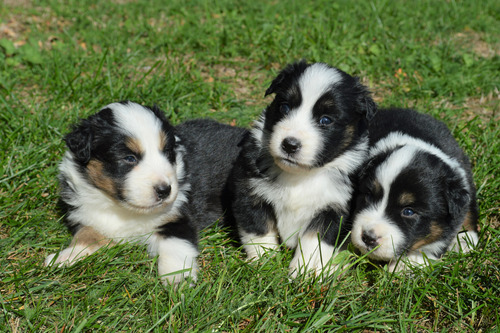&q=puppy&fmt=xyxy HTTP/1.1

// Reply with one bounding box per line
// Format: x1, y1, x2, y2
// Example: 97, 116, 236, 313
230, 61, 376, 277
350, 108, 479, 271
45, 101, 247, 285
